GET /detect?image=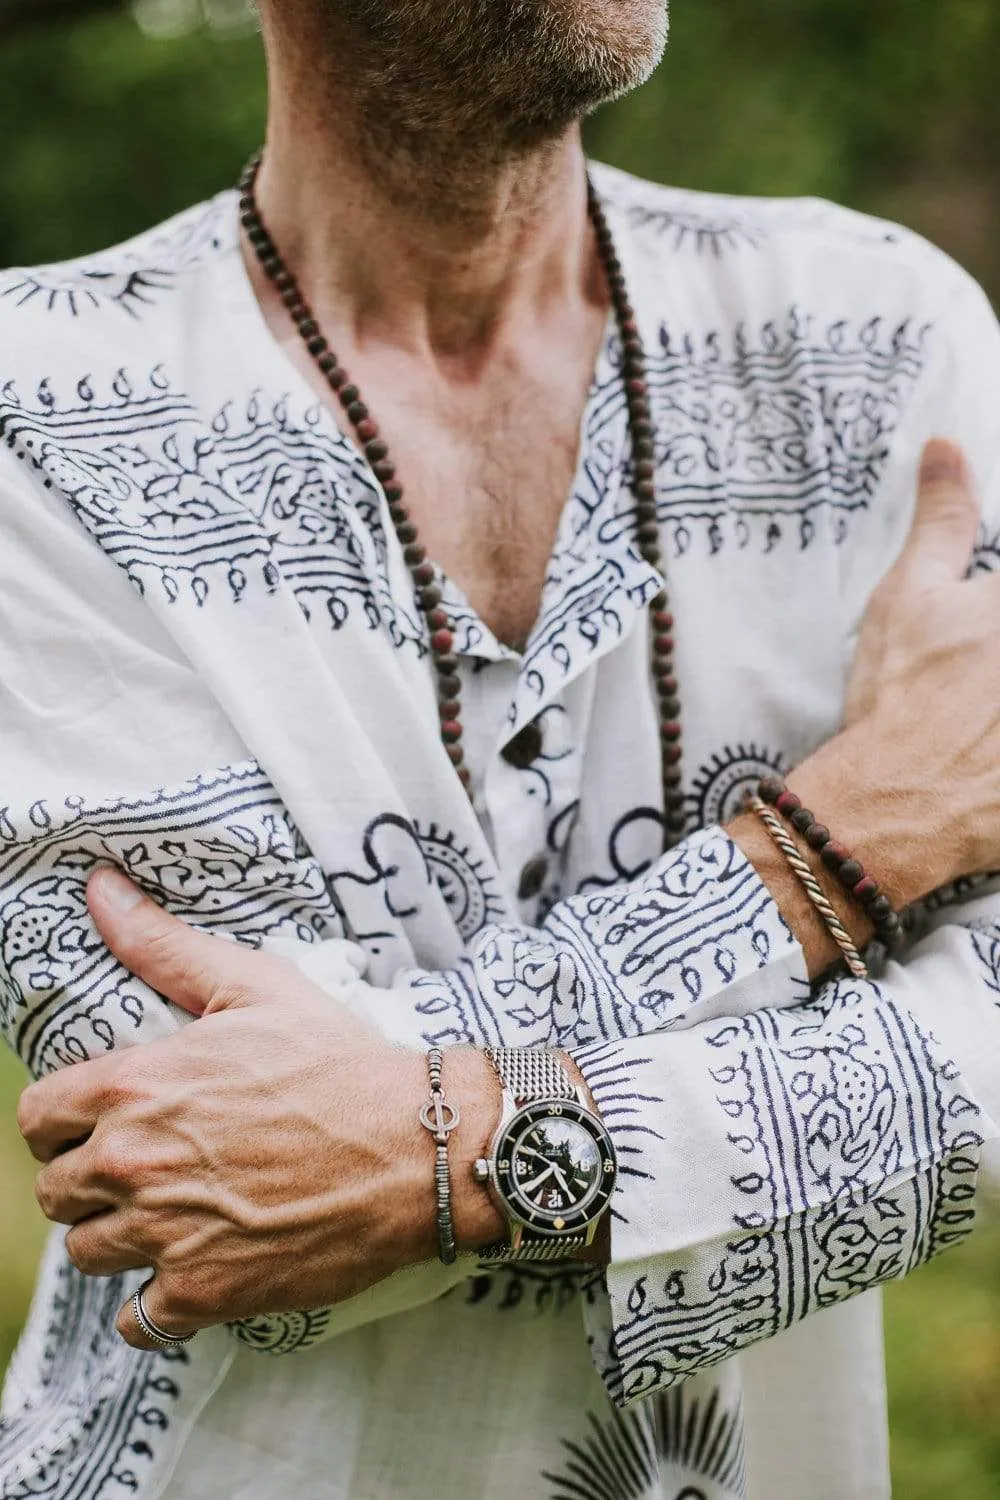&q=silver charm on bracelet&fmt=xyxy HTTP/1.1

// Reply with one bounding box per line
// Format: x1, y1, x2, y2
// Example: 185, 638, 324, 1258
131, 1279, 197, 1349
419, 1047, 461, 1265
